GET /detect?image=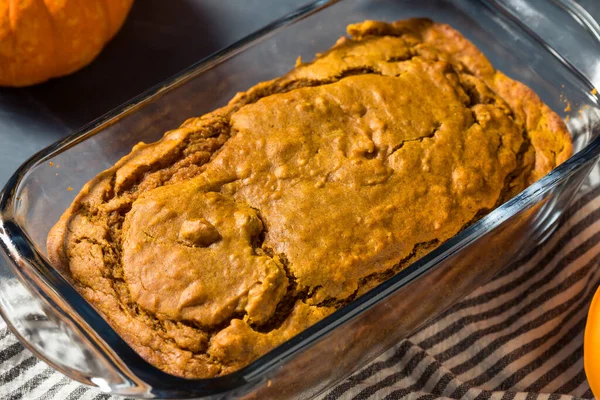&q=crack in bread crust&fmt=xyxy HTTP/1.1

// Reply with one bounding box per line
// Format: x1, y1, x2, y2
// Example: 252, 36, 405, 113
46, 18, 572, 378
